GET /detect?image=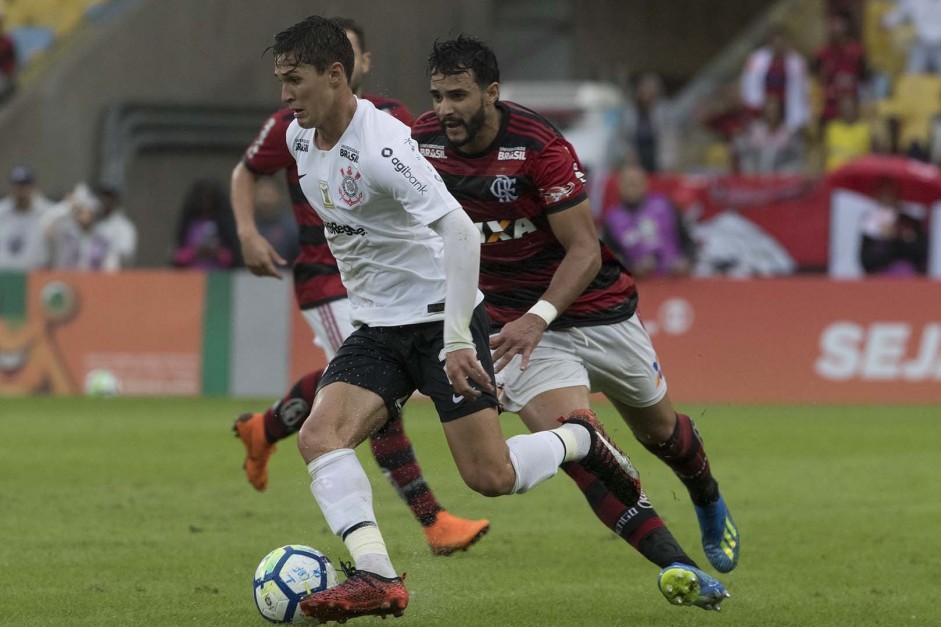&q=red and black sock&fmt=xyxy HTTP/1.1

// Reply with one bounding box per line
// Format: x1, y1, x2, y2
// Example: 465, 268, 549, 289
643, 413, 719, 507
562, 462, 696, 568
262, 370, 323, 443
370, 417, 443, 527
